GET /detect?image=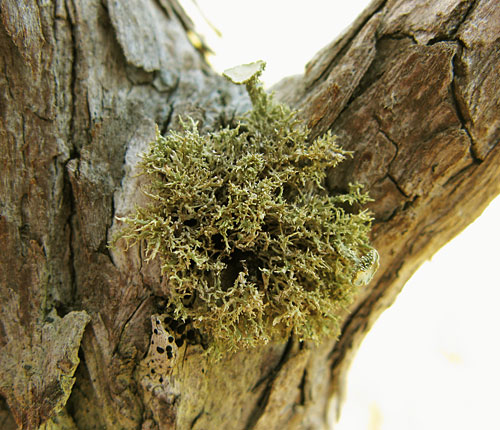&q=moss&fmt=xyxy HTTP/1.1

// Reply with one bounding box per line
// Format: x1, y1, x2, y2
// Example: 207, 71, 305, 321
114, 61, 378, 355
